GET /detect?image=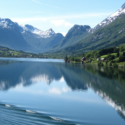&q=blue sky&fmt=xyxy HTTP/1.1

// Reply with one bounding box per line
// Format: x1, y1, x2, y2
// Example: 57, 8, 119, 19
0, 0, 125, 35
